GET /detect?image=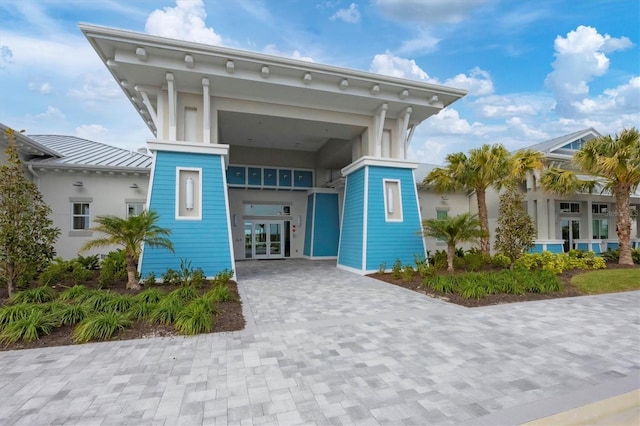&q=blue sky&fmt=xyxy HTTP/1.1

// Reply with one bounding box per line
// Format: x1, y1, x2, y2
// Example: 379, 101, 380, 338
0, 0, 638, 164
